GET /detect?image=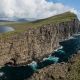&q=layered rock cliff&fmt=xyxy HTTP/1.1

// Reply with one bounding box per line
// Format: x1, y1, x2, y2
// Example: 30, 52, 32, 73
0, 17, 79, 67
